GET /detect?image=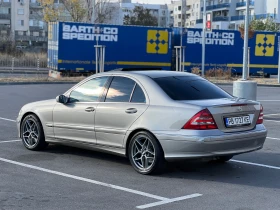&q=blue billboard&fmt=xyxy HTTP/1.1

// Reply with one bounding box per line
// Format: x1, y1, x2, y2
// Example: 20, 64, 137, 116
48, 22, 173, 72
182, 28, 280, 75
